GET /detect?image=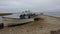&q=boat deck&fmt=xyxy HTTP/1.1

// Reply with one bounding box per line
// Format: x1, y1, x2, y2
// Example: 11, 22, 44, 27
0, 15, 60, 34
